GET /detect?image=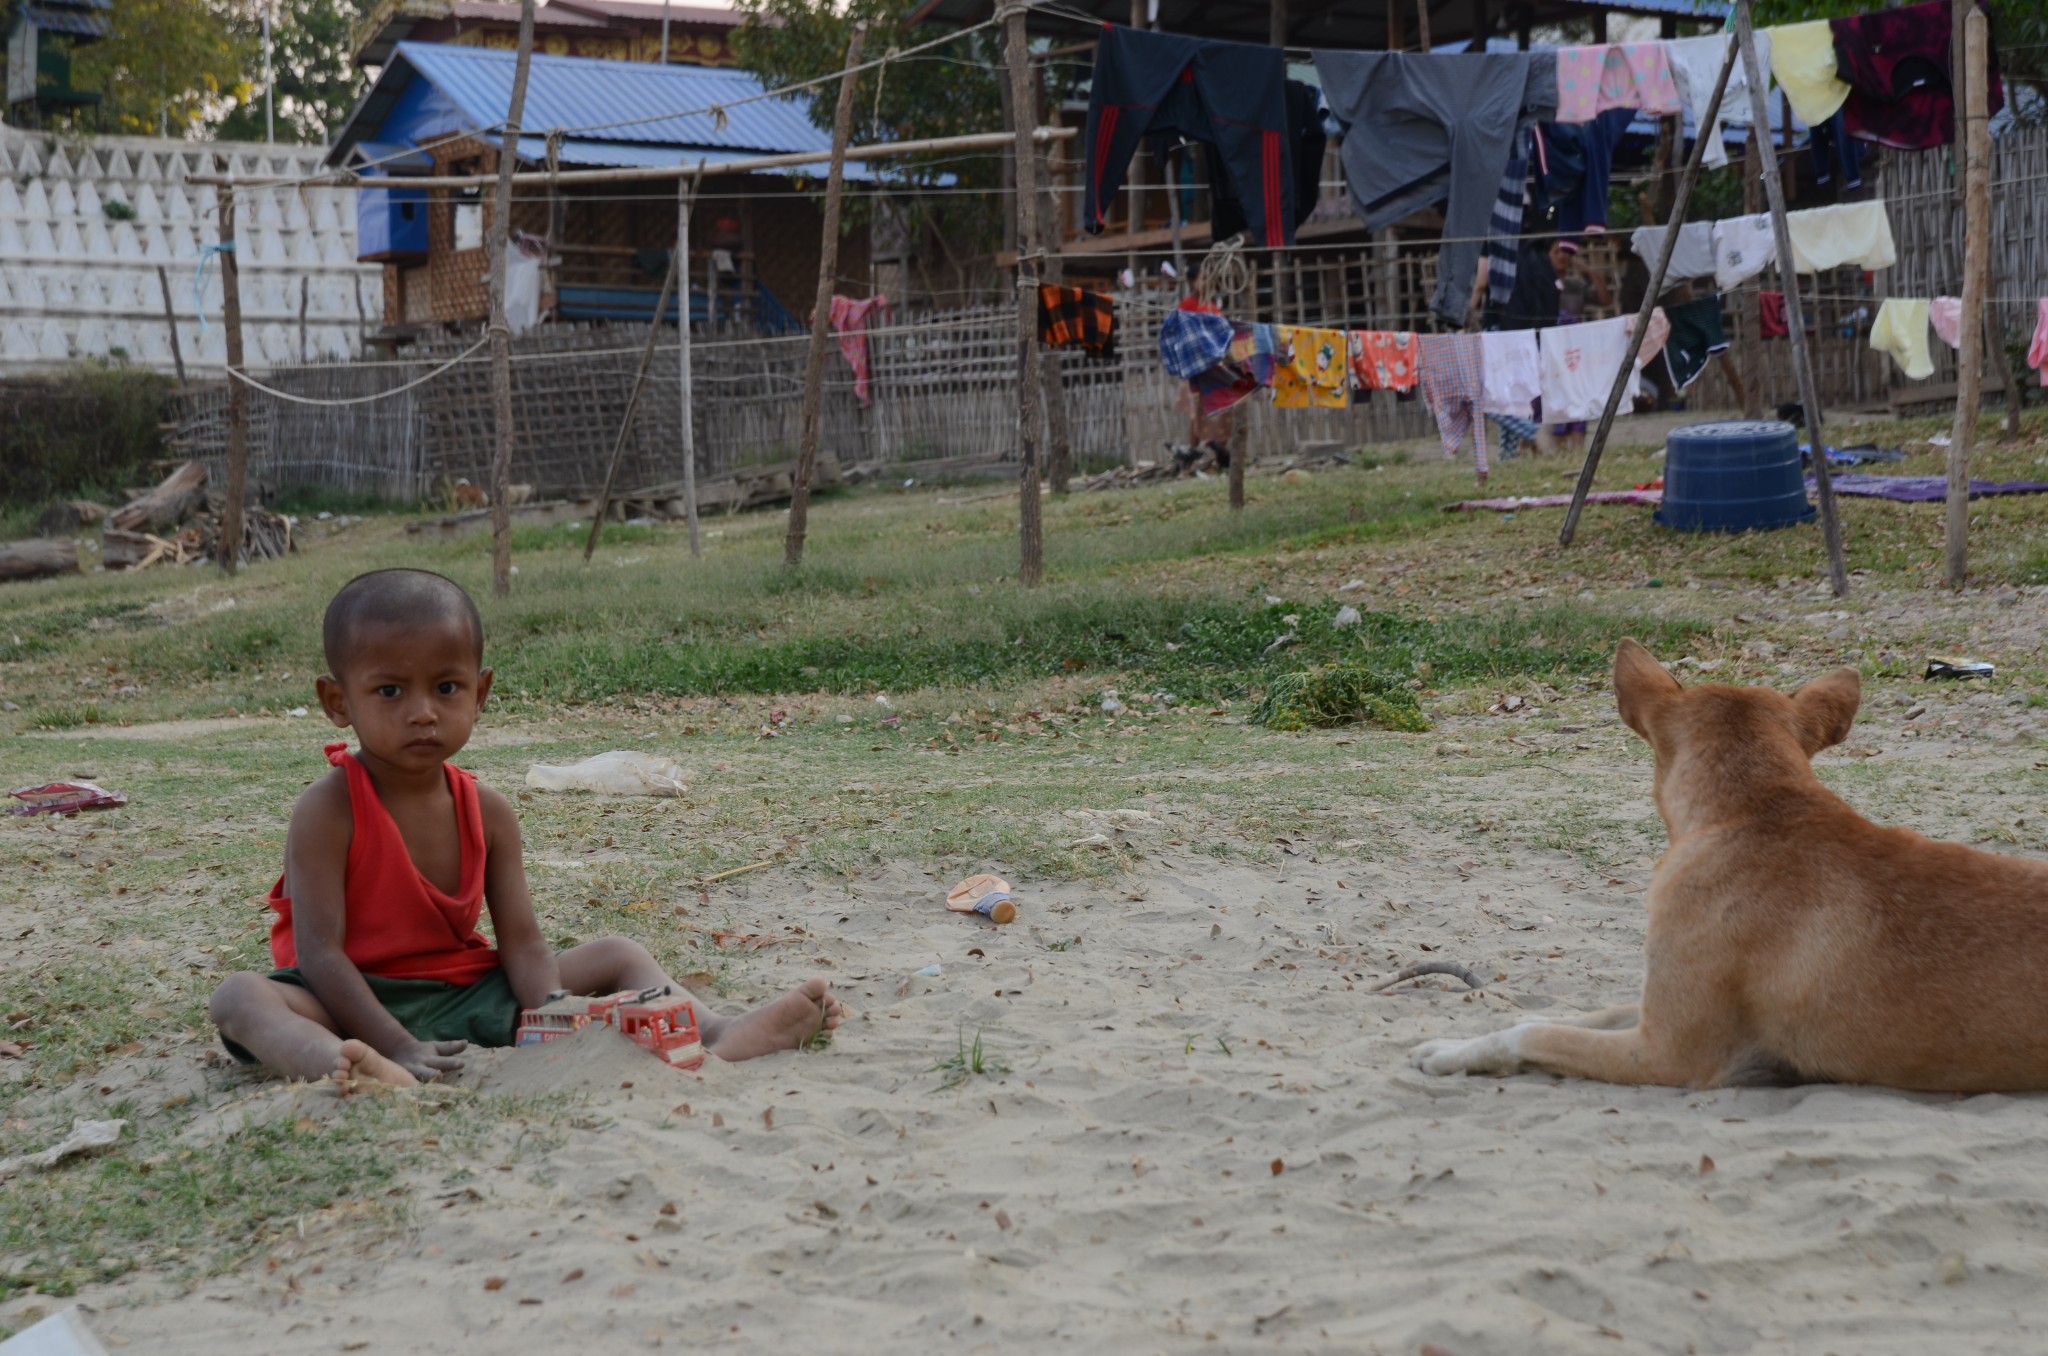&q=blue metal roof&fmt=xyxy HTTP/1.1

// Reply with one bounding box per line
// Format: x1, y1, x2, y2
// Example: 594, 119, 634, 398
328, 42, 854, 171
19, 0, 113, 37
511, 135, 880, 180
1548, 0, 1728, 16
